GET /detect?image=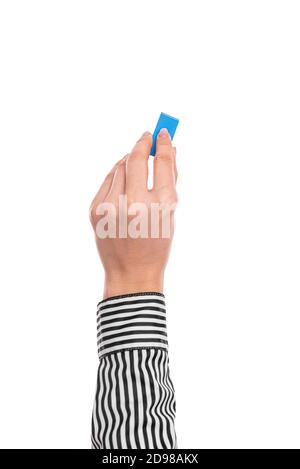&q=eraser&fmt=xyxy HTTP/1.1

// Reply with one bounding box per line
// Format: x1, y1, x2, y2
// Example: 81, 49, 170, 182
150, 112, 179, 156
